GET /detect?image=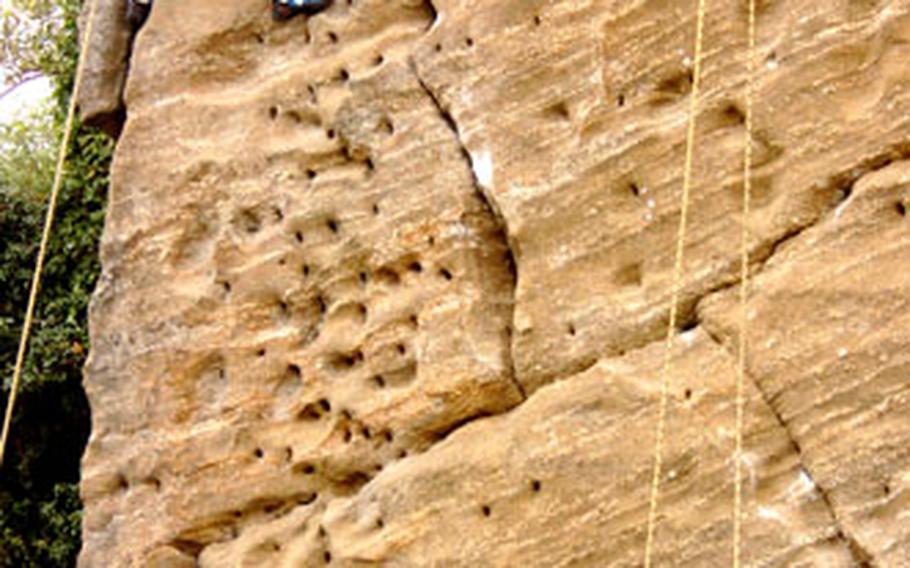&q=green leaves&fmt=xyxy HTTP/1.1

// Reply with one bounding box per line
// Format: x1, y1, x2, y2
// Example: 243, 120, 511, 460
1, 1, 111, 565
